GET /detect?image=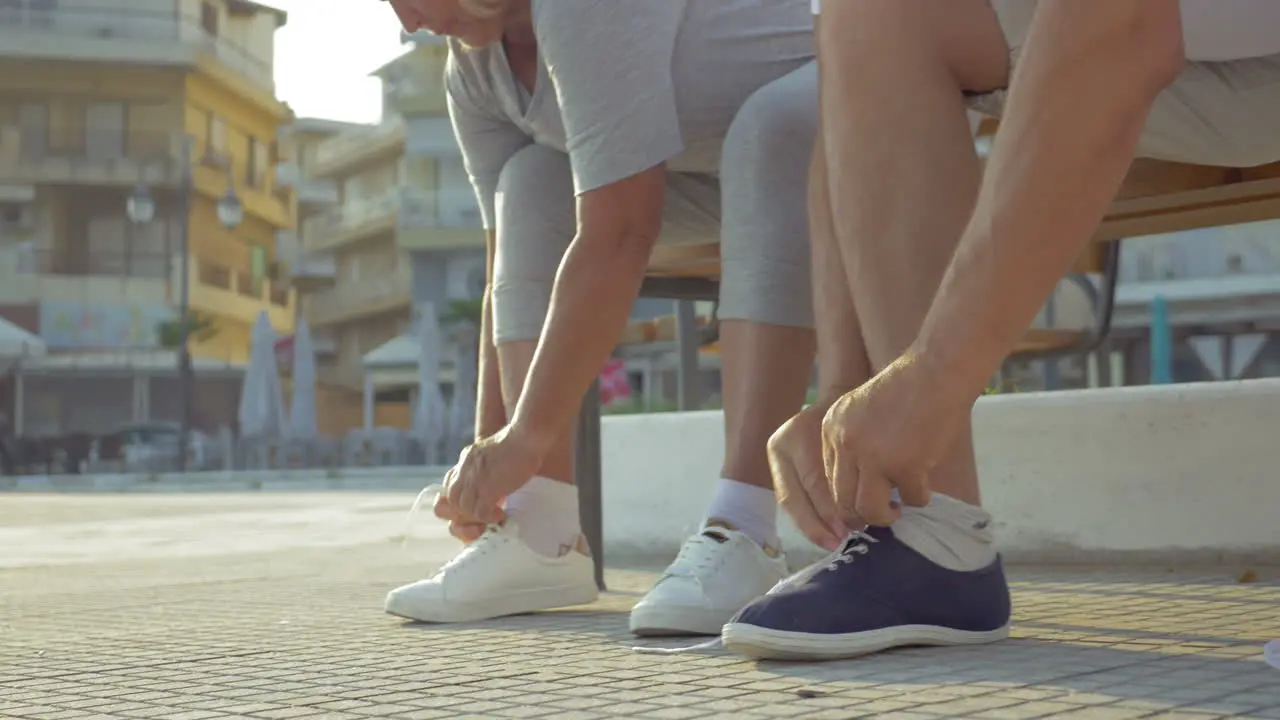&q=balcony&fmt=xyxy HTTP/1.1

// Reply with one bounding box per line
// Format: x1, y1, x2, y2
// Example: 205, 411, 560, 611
307, 190, 400, 252
0, 245, 174, 307
0, 4, 275, 93
397, 189, 485, 251
310, 122, 405, 179
274, 162, 339, 209
307, 265, 412, 328
0, 125, 186, 187
187, 256, 294, 330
